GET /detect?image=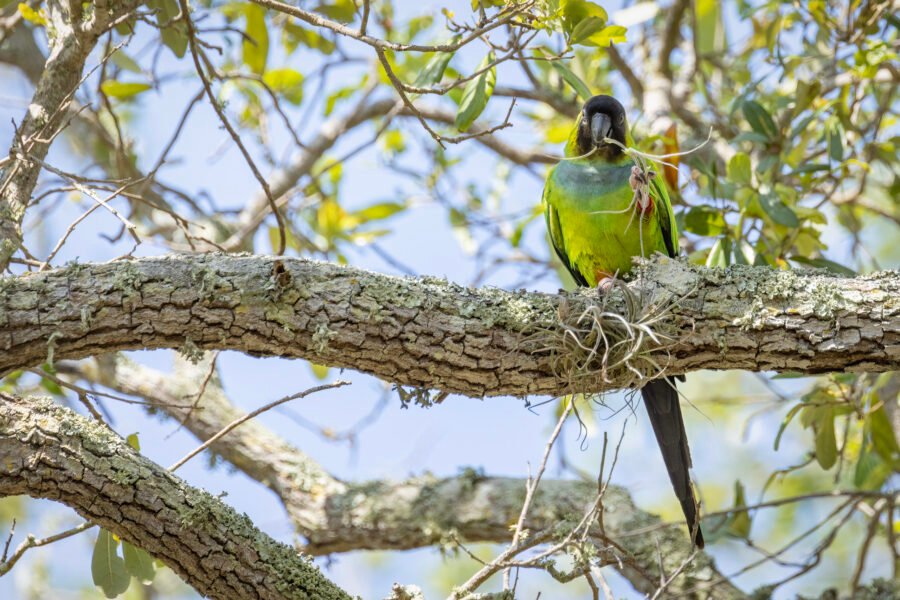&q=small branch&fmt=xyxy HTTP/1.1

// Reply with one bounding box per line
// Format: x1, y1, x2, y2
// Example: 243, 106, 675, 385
0, 521, 95, 577
376, 47, 446, 148
607, 46, 644, 101
503, 398, 574, 588
248, 0, 529, 53
169, 380, 350, 471
658, 0, 690, 79
850, 499, 887, 593
177, 0, 287, 254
